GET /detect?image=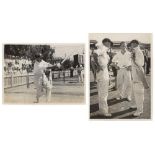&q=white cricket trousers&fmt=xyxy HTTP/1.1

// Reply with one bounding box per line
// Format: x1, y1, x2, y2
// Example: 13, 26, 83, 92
78, 72, 84, 83
117, 68, 132, 98
133, 82, 144, 113
96, 68, 109, 114
97, 80, 109, 114
35, 76, 52, 102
